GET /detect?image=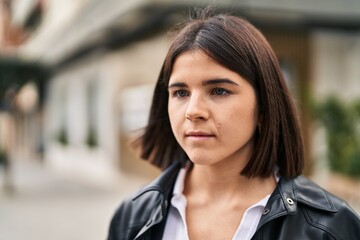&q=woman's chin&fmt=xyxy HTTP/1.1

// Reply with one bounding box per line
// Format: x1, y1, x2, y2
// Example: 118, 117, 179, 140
187, 156, 217, 166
